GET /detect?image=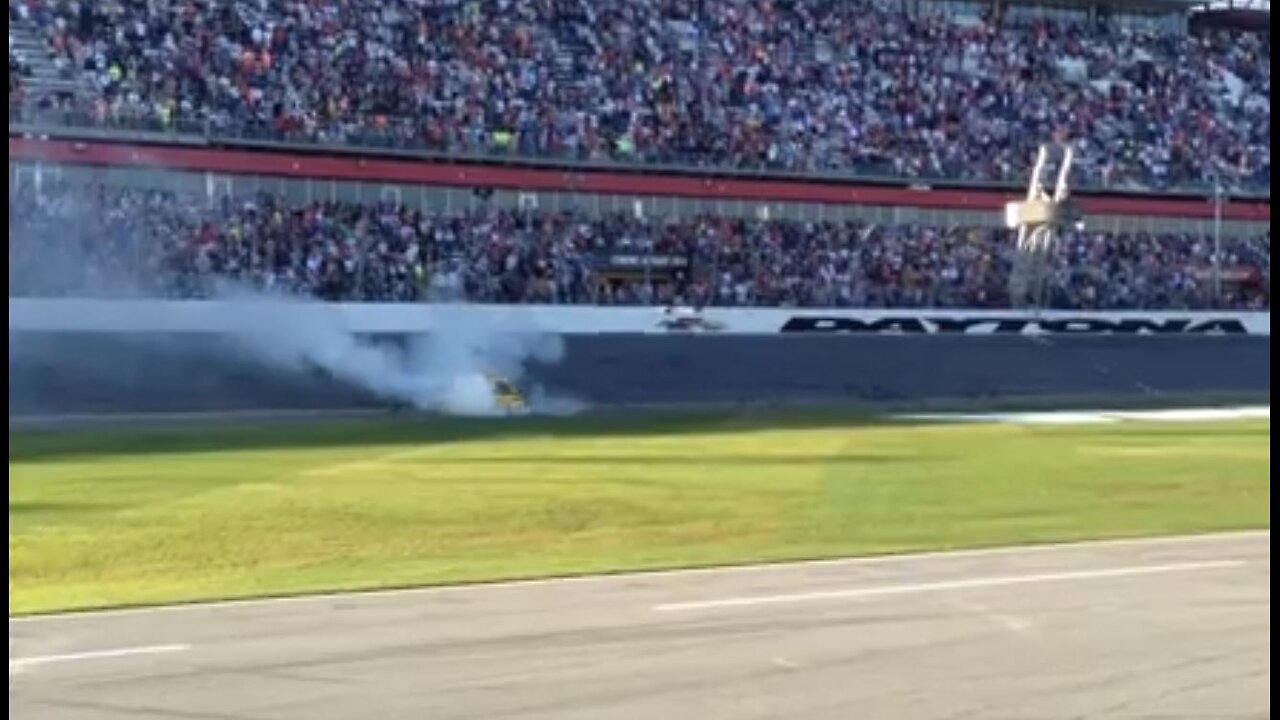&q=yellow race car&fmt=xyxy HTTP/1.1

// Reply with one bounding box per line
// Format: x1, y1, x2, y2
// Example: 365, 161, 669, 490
485, 374, 528, 413
386, 374, 528, 415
